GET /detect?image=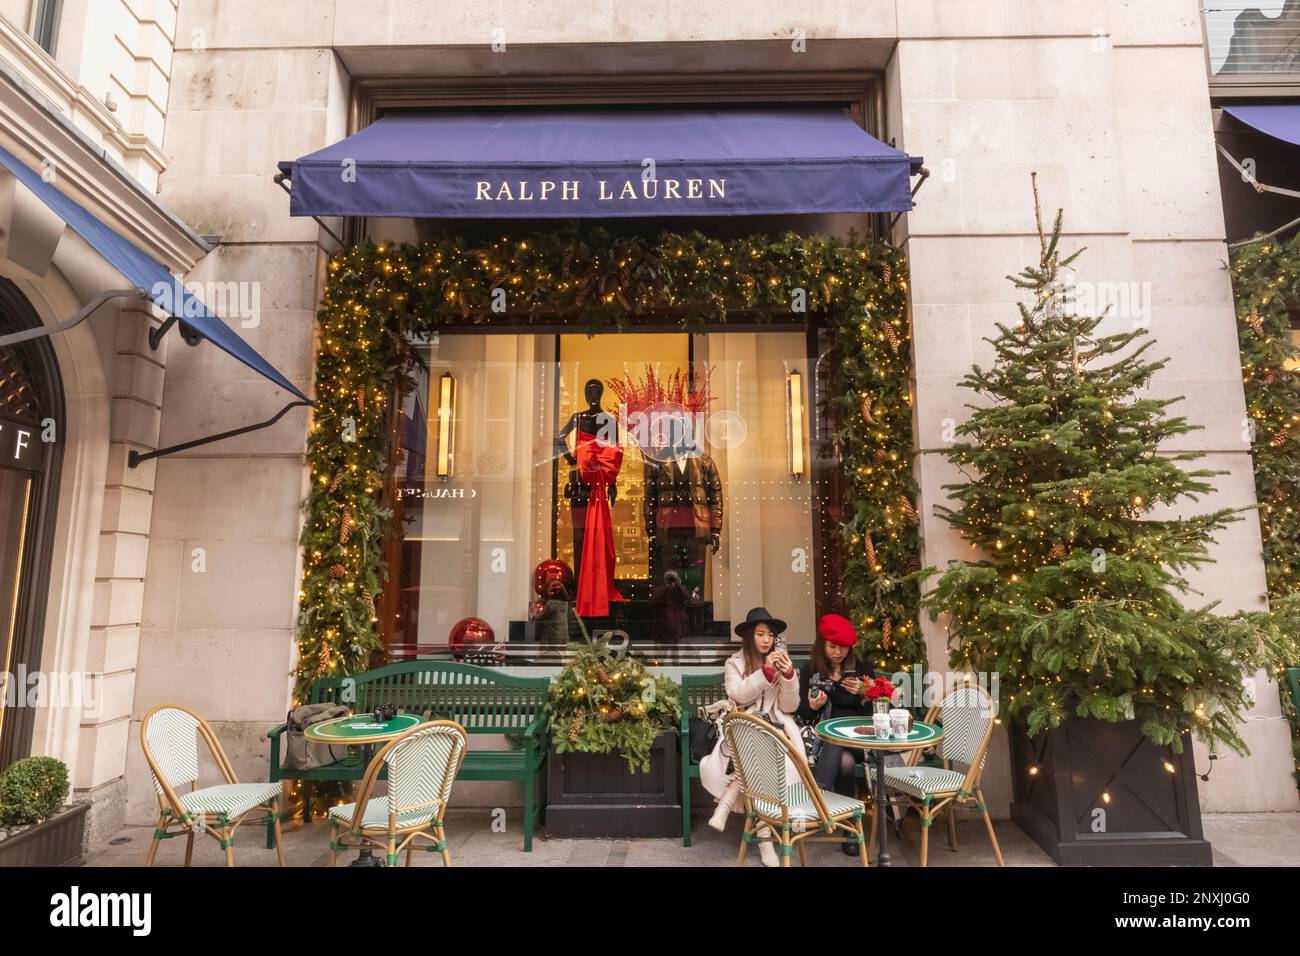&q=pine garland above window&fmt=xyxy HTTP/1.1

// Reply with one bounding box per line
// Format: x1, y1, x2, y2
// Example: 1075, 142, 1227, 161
296, 229, 924, 701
